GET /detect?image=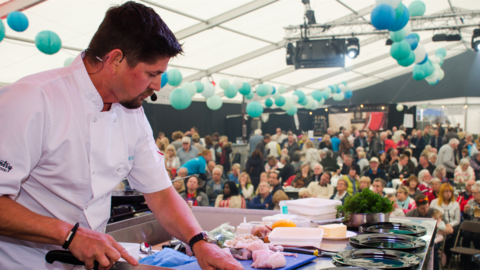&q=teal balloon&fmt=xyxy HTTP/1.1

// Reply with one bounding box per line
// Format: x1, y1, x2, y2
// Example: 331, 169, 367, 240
64, 57, 74, 67
371, 4, 396, 30
7, 11, 28, 32
194, 81, 204, 93
35, 31, 62, 55
329, 85, 338, 93
311, 90, 323, 101
183, 82, 197, 97
206, 95, 223, 110
239, 82, 251, 95
265, 98, 273, 108
390, 28, 406, 42
286, 106, 298, 116
341, 81, 347, 86
389, 4, 410, 31
299, 97, 308, 106
435, 48, 447, 58
275, 96, 285, 107
421, 59, 435, 77
322, 89, 330, 100
412, 65, 426, 81
161, 73, 168, 88
278, 85, 287, 93
256, 84, 269, 97
412, 33, 420, 41
397, 51, 415, 67
438, 55, 444, 66
0, 20, 4, 42
394, 1, 404, 20
344, 90, 353, 99
219, 79, 230, 90
318, 98, 325, 105
245, 91, 254, 100
167, 69, 182, 86
408, 1, 426, 16
293, 90, 306, 103
223, 85, 237, 99
169, 88, 191, 110
246, 101, 263, 117
390, 40, 411, 61
404, 34, 419, 50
